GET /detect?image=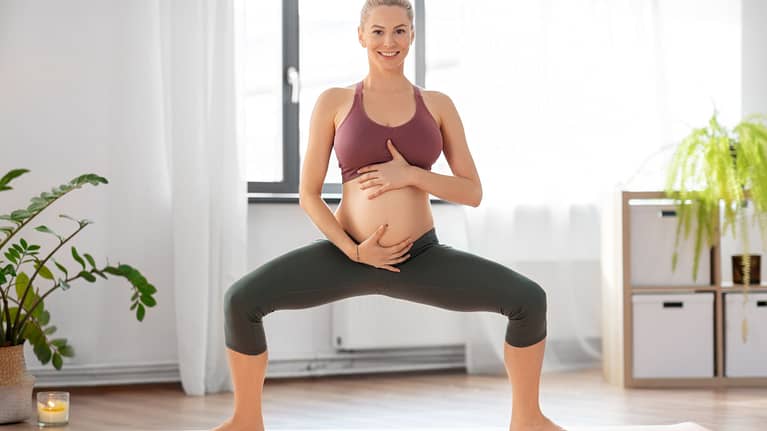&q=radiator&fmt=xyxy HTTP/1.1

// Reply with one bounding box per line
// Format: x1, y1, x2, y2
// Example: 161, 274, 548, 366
331, 295, 466, 350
